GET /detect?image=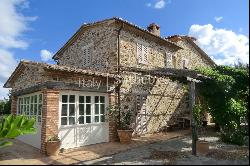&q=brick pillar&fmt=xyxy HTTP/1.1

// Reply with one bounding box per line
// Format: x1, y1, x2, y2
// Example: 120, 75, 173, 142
11, 95, 18, 115
108, 93, 119, 142
41, 89, 60, 154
